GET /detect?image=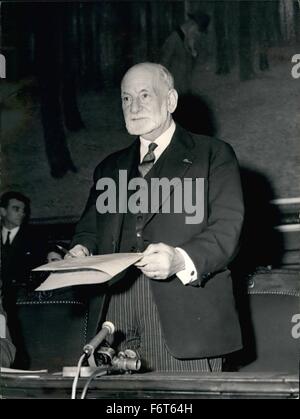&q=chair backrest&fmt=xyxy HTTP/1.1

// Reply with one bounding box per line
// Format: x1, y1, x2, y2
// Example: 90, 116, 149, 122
231, 270, 300, 373
14, 287, 89, 371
